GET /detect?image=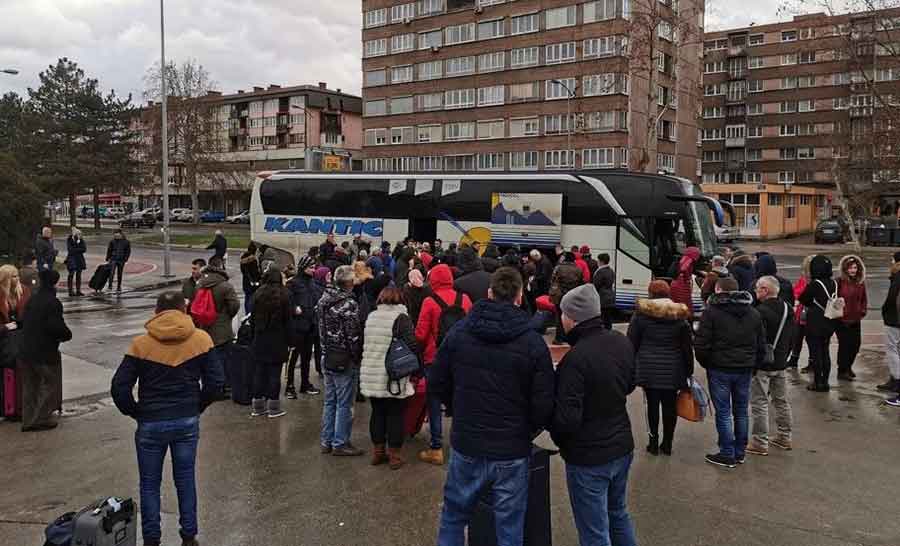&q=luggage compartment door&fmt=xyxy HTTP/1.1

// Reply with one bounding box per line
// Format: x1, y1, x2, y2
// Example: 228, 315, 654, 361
615, 218, 652, 312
